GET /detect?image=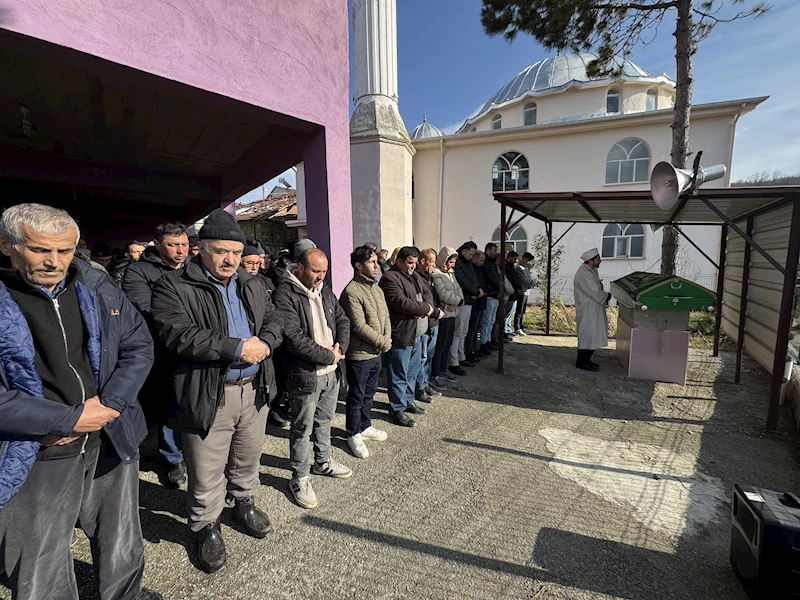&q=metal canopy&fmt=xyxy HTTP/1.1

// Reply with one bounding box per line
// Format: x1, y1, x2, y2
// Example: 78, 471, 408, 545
494, 187, 800, 225
493, 185, 800, 431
